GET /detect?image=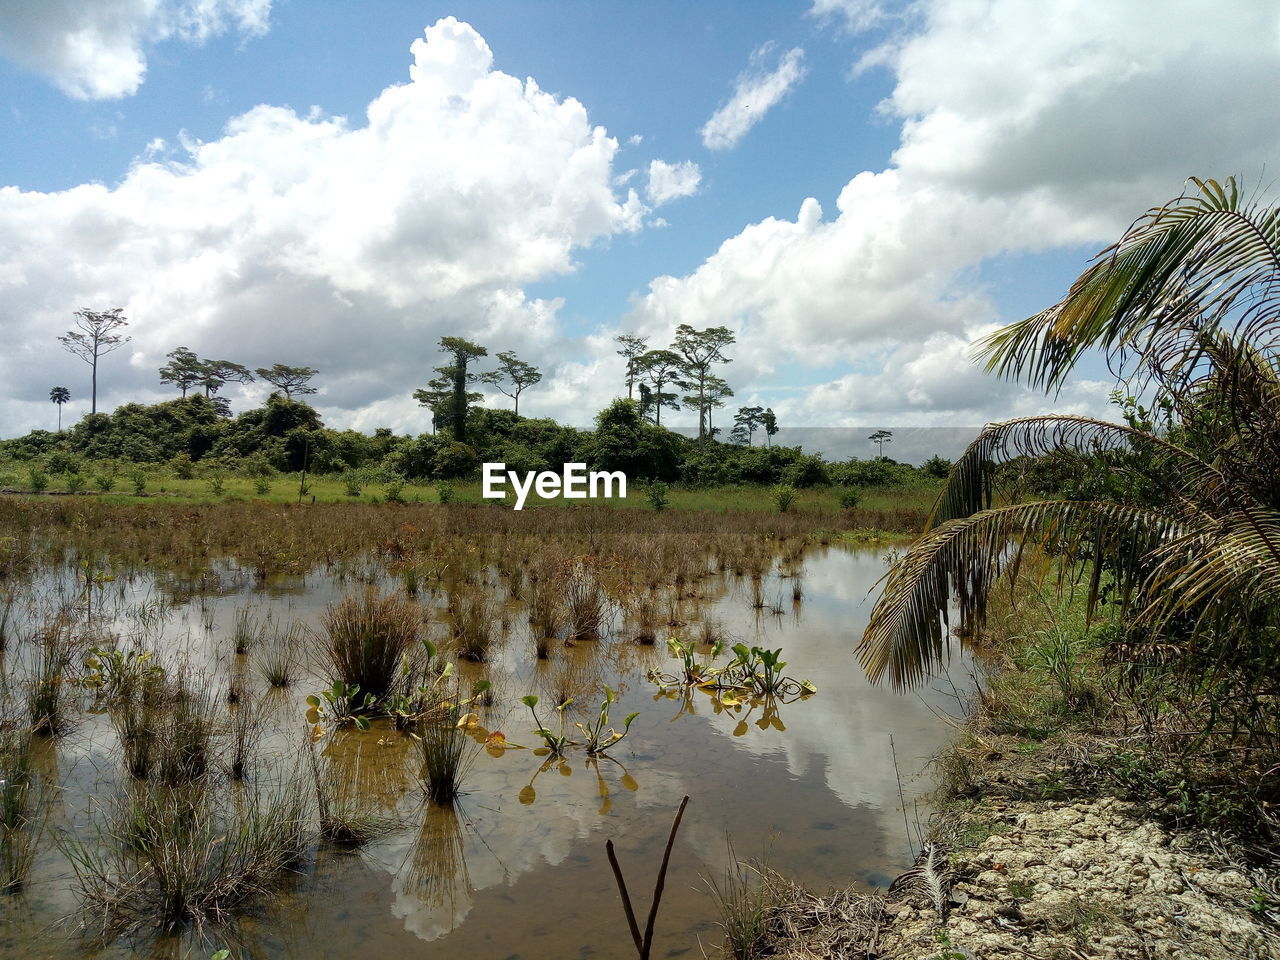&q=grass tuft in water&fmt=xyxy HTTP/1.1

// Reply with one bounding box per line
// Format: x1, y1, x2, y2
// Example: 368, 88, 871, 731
321, 589, 421, 701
